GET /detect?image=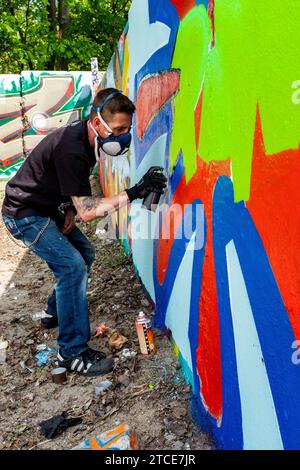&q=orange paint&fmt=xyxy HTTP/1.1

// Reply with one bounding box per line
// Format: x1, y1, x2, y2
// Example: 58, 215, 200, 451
157, 155, 230, 421
247, 109, 300, 340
